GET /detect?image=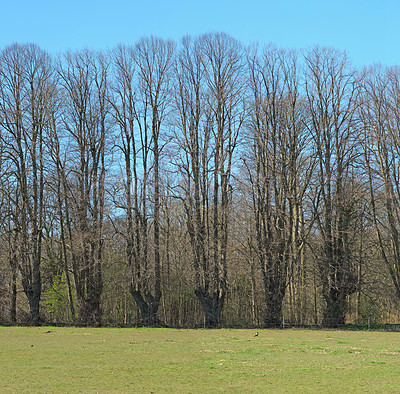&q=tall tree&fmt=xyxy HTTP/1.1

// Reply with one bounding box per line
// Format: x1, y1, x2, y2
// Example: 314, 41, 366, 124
57, 49, 110, 325
245, 45, 312, 327
132, 36, 174, 325
47, 96, 76, 321
111, 38, 175, 325
0, 43, 54, 325
173, 33, 246, 327
304, 47, 364, 326
362, 65, 400, 303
